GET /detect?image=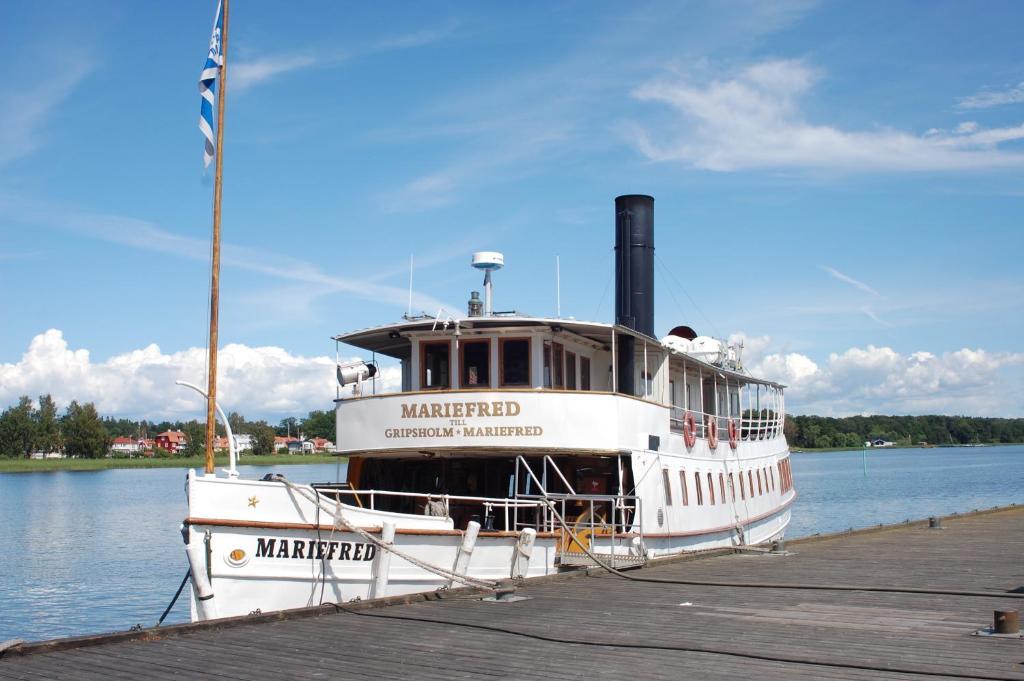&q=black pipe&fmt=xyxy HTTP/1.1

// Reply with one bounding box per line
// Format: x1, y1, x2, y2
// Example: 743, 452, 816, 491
614, 194, 654, 396
614, 194, 655, 337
